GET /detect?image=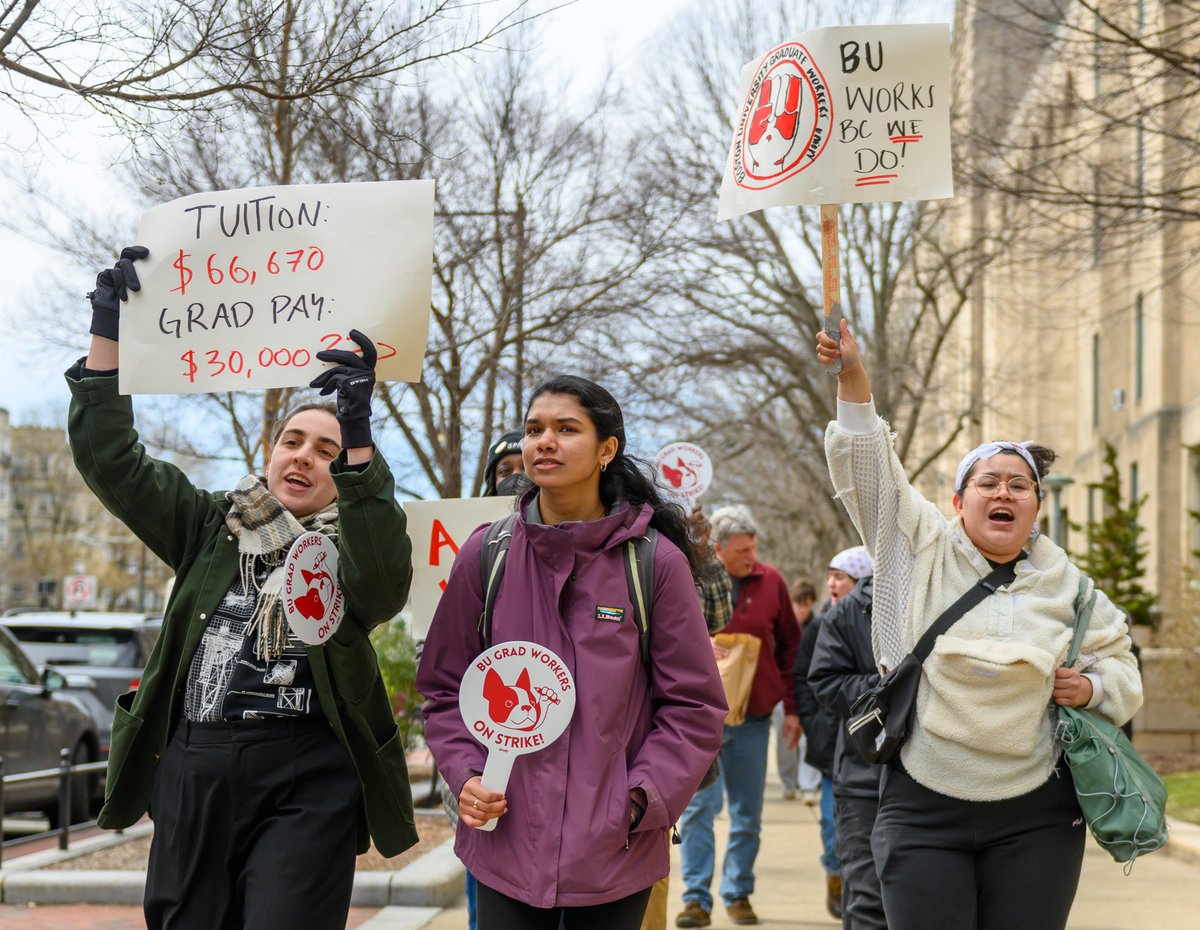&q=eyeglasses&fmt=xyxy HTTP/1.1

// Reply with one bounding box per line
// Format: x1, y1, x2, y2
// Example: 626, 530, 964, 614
967, 475, 1038, 500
